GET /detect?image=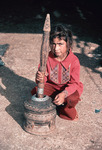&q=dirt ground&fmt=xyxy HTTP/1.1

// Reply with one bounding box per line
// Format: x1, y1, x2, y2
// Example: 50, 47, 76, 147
0, 1, 102, 150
